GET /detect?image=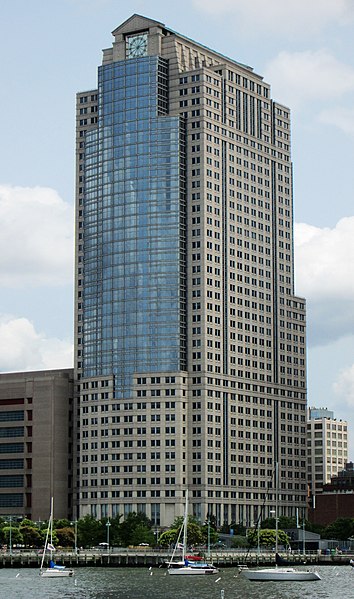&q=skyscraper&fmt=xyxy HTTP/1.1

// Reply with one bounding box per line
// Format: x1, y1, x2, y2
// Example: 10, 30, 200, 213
75, 14, 308, 527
